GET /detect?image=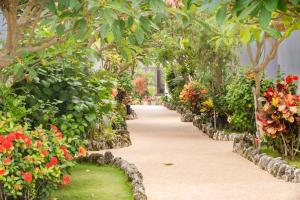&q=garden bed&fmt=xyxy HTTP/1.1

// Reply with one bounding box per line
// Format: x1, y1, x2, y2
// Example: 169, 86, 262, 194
87, 129, 132, 151
233, 135, 300, 183
75, 152, 147, 200
51, 164, 134, 200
